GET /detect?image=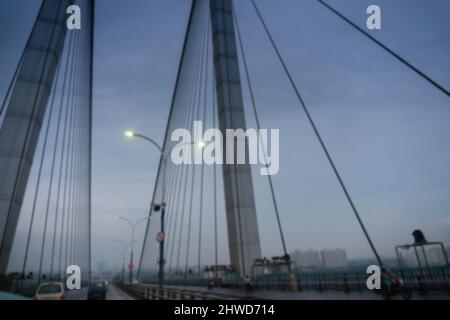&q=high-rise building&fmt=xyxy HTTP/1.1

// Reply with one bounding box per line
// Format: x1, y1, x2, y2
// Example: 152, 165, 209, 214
291, 248, 349, 268
320, 248, 348, 268
290, 249, 321, 268
303, 249, 322, 267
